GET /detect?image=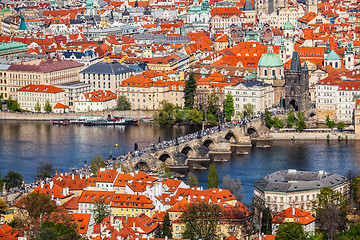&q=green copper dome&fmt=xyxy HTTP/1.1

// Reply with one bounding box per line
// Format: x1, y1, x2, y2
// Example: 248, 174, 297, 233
283, 21, 293, 30
258, 46, 283, 67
